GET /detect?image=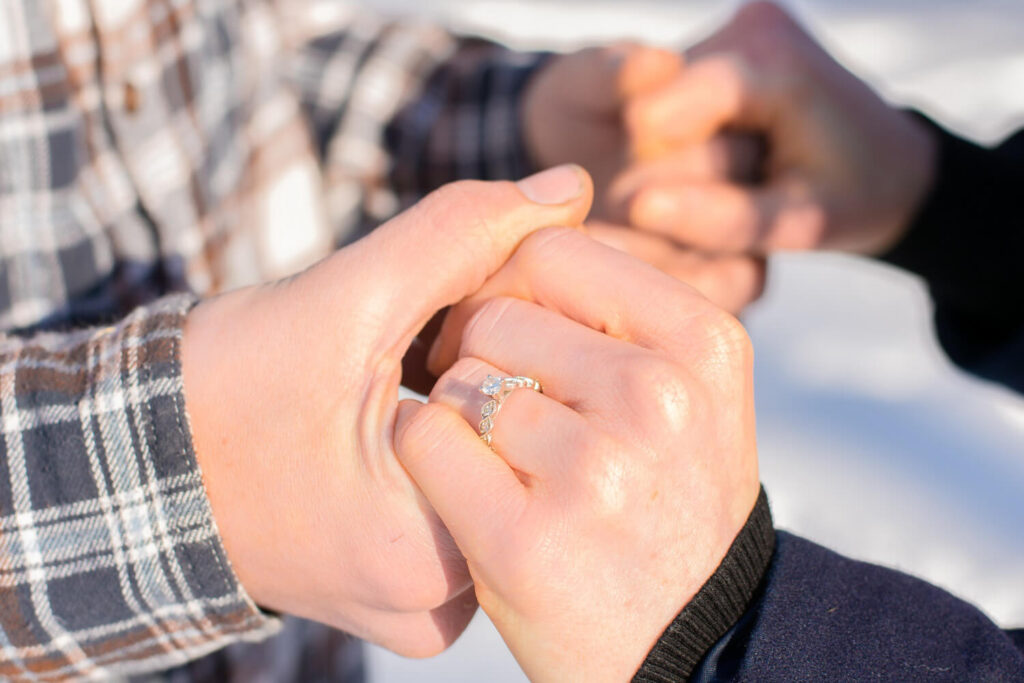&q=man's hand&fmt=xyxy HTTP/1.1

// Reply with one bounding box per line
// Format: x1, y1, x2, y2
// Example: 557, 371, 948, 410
624, 1, 938, 255
180, 166, 592, 656
400, 228, 761, 681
